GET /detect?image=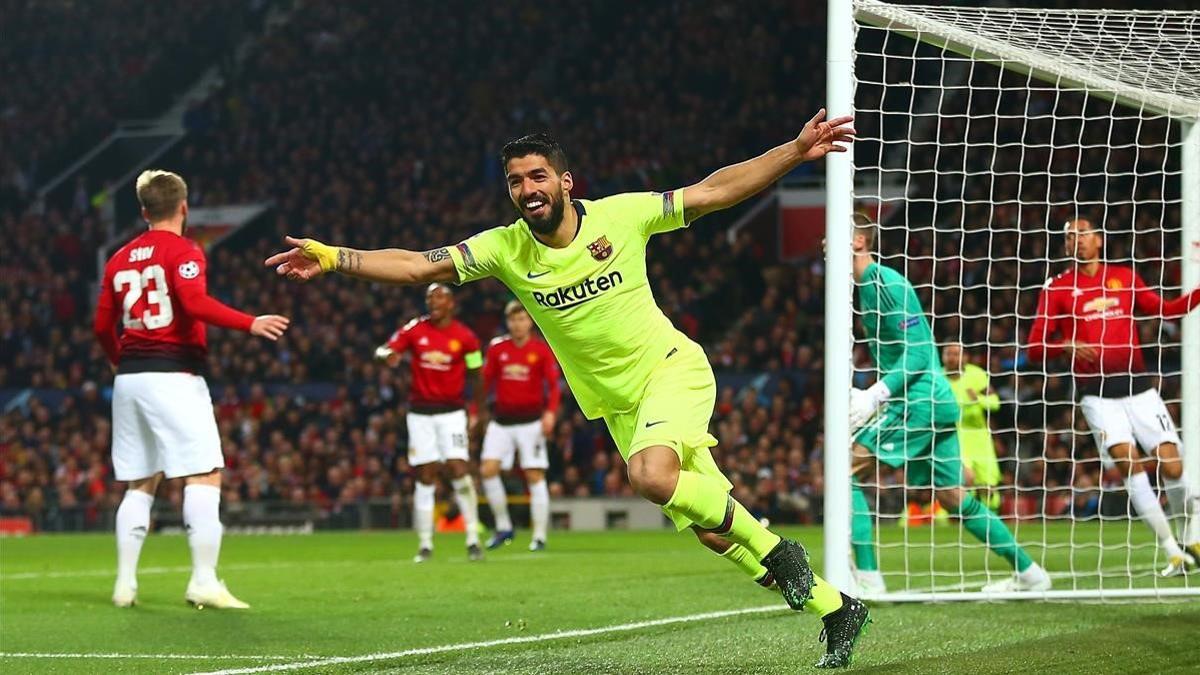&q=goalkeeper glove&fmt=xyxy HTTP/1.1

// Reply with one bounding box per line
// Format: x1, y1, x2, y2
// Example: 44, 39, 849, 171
374, 345, 395, 361
849, 381, 891, 432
